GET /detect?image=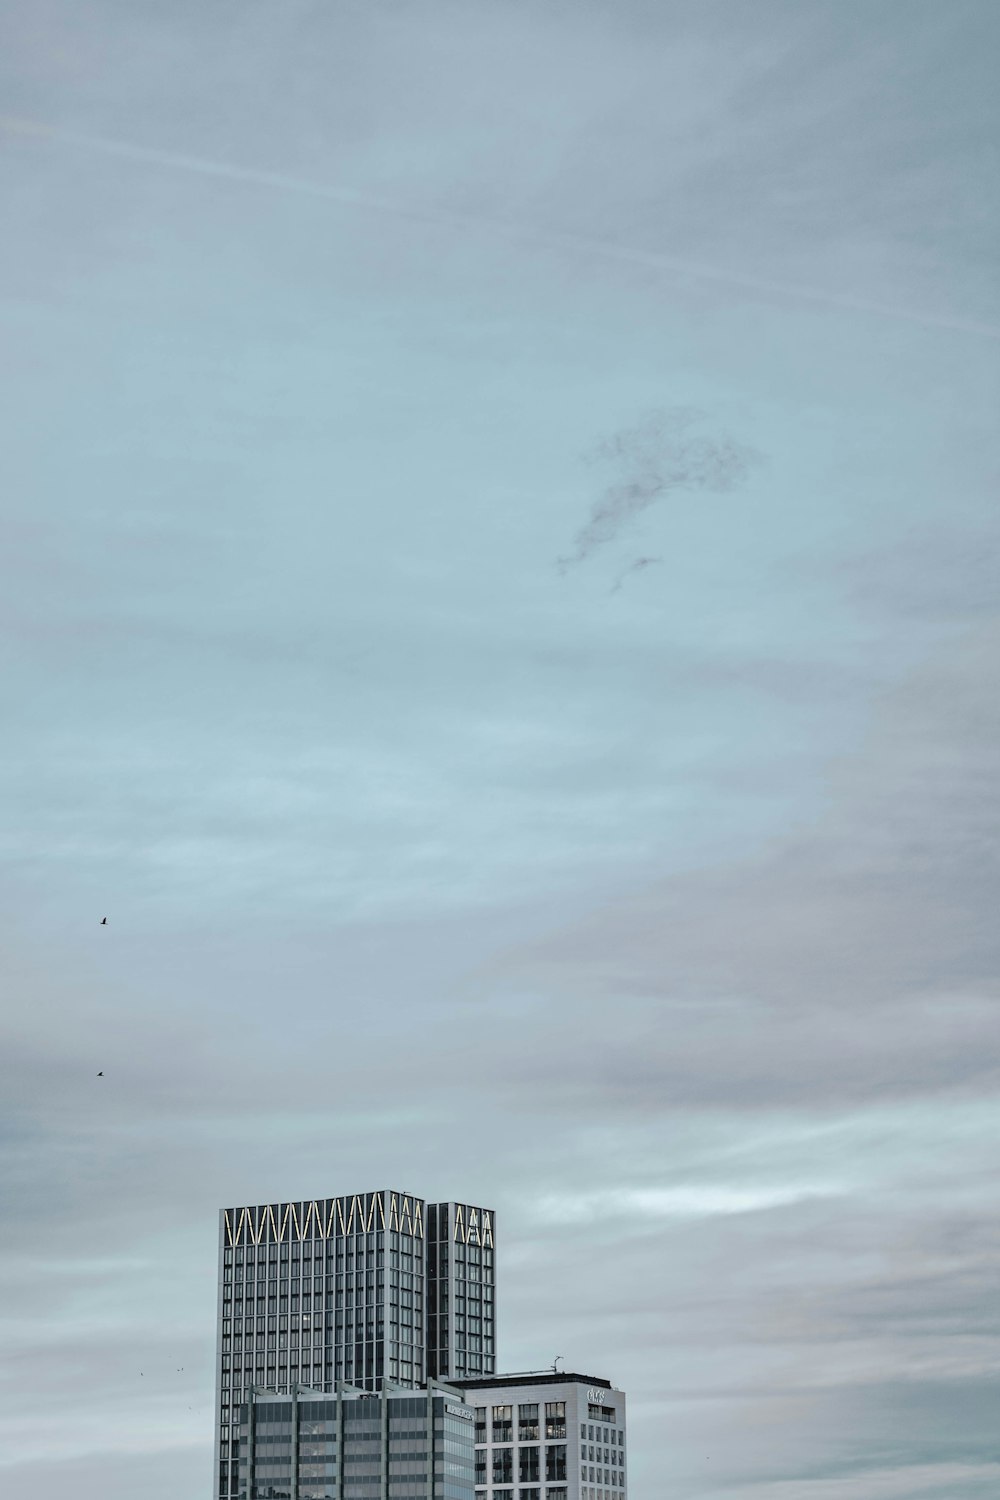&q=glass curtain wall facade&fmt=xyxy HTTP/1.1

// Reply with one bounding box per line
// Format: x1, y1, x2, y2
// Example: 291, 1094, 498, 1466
235, 1386, 476, 1500
426, 1202, 497, 1385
